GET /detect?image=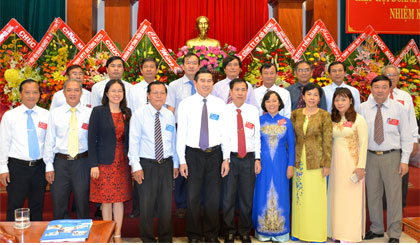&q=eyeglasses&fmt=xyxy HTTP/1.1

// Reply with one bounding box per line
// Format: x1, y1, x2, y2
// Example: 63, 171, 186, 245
385, 73, 398, 78
297, 68, 310, 73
